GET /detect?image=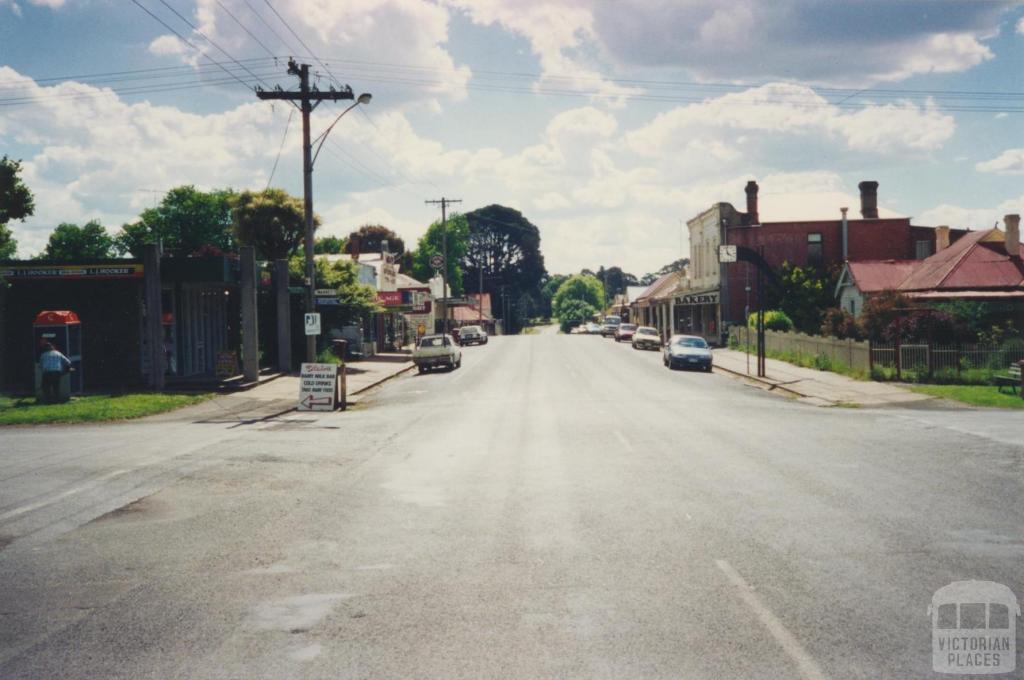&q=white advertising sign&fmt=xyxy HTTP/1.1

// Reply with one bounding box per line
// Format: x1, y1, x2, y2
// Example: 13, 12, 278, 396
297, 362, 337, 411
